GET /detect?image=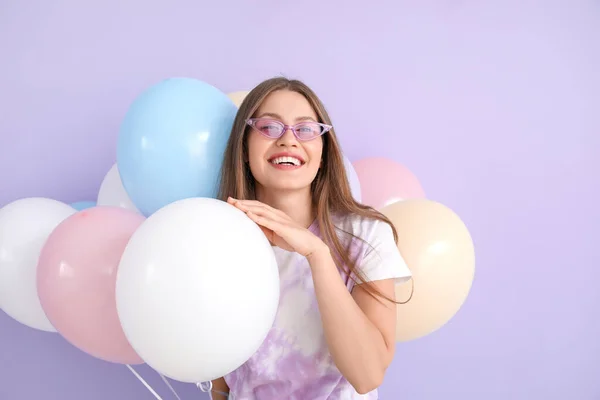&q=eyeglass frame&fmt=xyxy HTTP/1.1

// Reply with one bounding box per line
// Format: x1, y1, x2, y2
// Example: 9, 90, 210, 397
245, 118, 333, 141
